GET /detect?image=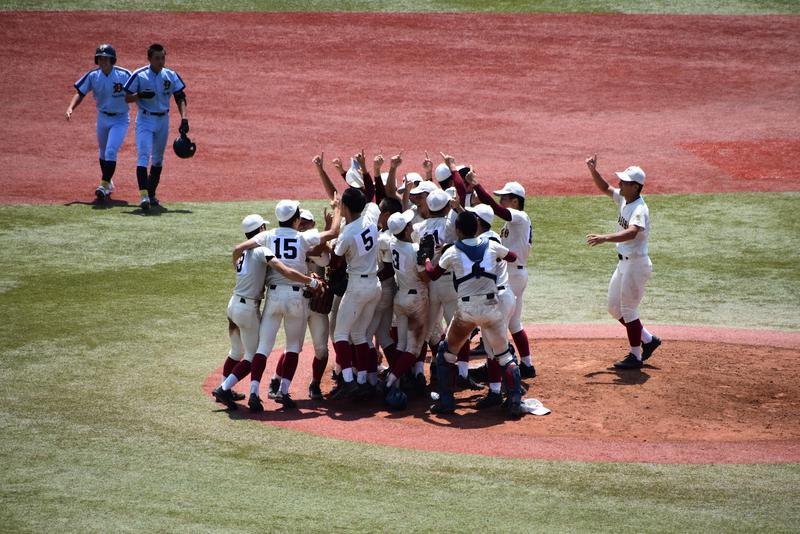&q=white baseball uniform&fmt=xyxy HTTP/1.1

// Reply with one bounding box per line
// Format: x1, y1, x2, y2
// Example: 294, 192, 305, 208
253, 228, 321, 355
414, 213, 458, 345
391, 239, 429, 355
608, 189, 652, 322
227, 246, 272, 362
480, 229, 515, 331
366, 229, 396, 351
74, 66, 131, 163
306, 251, 330, 361
499, 207, 532, 334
